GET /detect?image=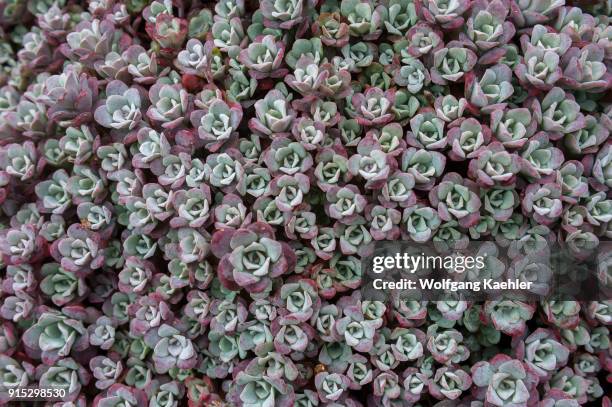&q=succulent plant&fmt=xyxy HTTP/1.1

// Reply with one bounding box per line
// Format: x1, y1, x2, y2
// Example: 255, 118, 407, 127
175, 38, 213, 78
62, 19, 114, 65
0, 142, 37, 181
394, 57, 430, 94
89, 356, 123, 390
41, 70, 98, 127
468, 142, 521, 187
4, 99, 49, 138
145, 324, 197, 373
520, 133, 565, 182
429, 366, 472, 400
402, 204, 441, 241
522, 182, 563, 225
464, 0, 514, 55
472, 355, 538, 406
40, 262, 86, 306
348, 146, 393, 189
315, 371, 349, 402
515, 45, 562, 91
517, 328, 569, 378
213, 222, 296, 295
485, 301, 535, 336
239, 34, 288, 79
39, 358, 90, 402
191, 99, 242, 152
213, 17, 247, 57
533, 87, 585, 140
94, 80, 144, 134
466, 64, 514, 113
146, 14, 188, 54
261, 0, 305, 29
271, 174, 310, 212
405, 110, 447, 150
51, 224, 103, 272
351, 87, 395, 126
249, 89, 296, 136
146, 83, 189, 129
123, 45, 170, 85
429, 172, 481, 227
340, 0, 383, 39
0, 0, 610, 405
430, 45, 477, 85
447, 118, 491, 160
23, 309, 89, 364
